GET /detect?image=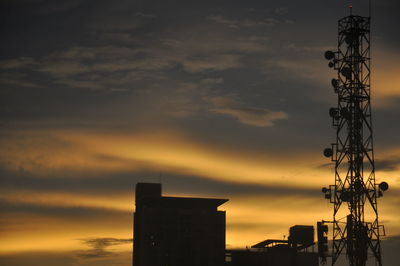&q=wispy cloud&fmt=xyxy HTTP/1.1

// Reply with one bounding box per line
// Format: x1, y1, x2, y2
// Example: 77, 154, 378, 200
0, 129, 326, 188
318, 157, 400, 172
274, 7, 289, 16
77, 238, 132, 259
0, 57, 37, 69
375, 158, 400, 172
182, 54, 243, 72
207, 15, 290, 28
0, 76, 41, 88
134, 12, 156, 19
209, 96, 288, 127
